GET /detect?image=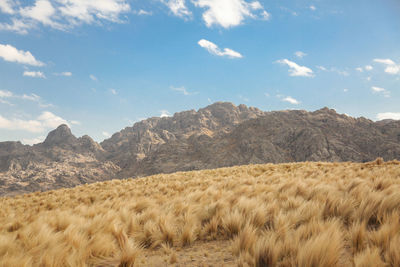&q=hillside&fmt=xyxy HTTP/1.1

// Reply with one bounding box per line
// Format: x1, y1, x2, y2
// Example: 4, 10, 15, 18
1, 161, 400, 266
1, 102, 400, 196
